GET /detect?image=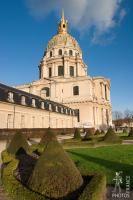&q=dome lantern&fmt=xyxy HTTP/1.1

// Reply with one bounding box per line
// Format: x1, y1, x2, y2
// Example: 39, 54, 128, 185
58, 9, 68, 34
